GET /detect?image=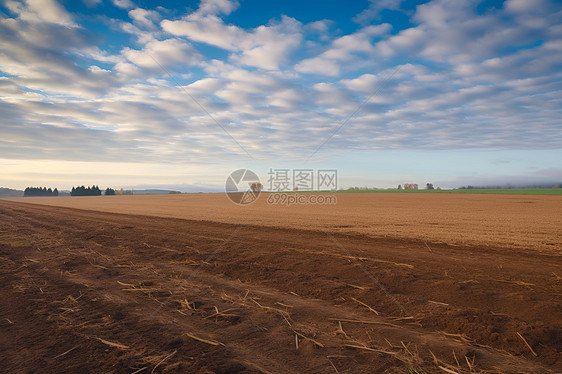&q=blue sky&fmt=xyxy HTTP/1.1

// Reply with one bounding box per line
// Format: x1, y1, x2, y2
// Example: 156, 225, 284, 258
0, 0, 561, 191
